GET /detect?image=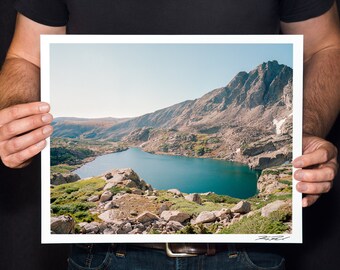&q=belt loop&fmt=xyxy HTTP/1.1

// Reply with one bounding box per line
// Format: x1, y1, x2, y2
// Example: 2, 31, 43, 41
206, 243, 216, 256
